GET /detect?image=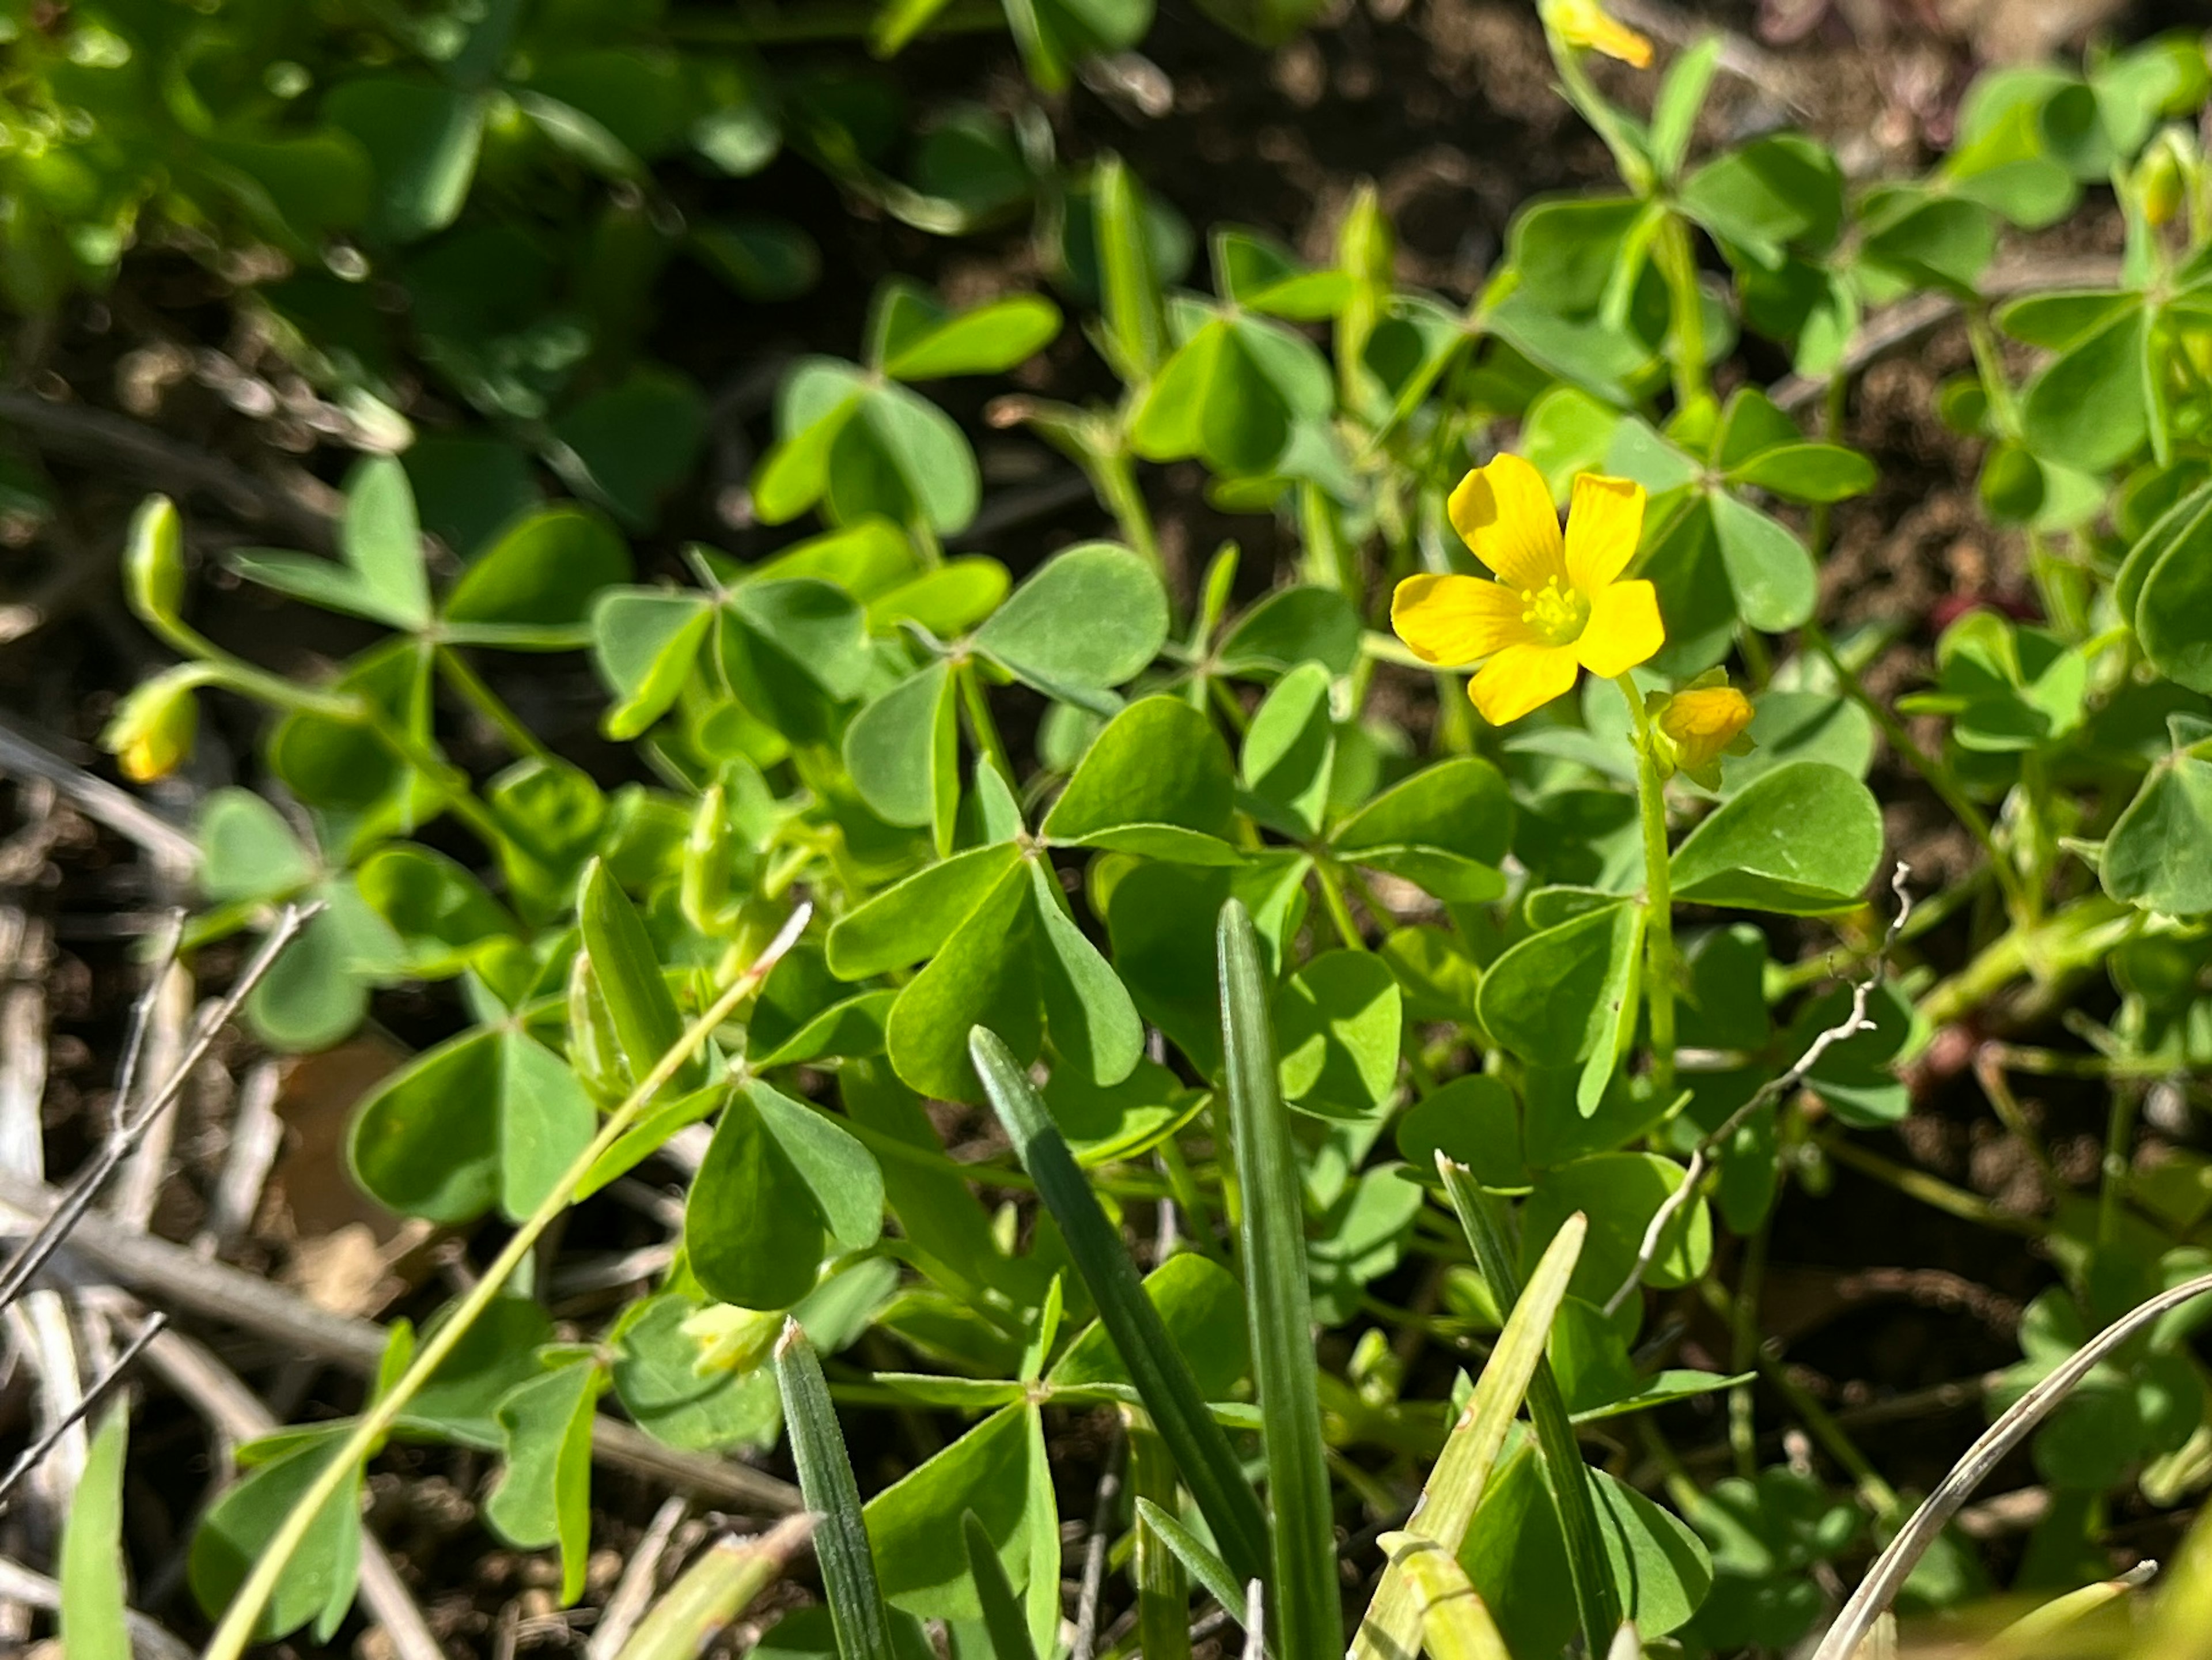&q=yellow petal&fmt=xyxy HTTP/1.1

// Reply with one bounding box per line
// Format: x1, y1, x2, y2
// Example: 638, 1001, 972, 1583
1550, 0, 1653, 67
1563, 473, 1646, 594
1391, 574, 1539, 665
1575, 579, 1664, 678
1446, 455, 1566, 593
1468, 642, 1580, 725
